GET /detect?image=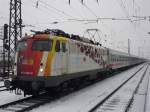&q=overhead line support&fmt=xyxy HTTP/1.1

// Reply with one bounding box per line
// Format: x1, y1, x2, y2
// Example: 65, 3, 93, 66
8, 0, 22, 76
